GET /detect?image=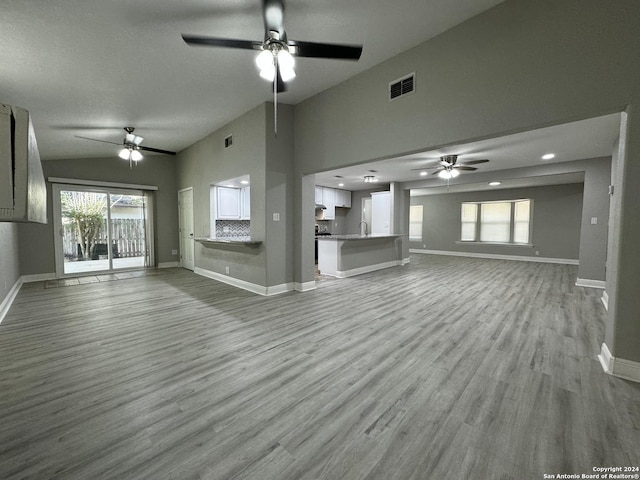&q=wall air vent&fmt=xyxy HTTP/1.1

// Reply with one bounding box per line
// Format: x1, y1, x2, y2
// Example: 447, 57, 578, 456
224, 134, 233, 149
389, 73, 415, 101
